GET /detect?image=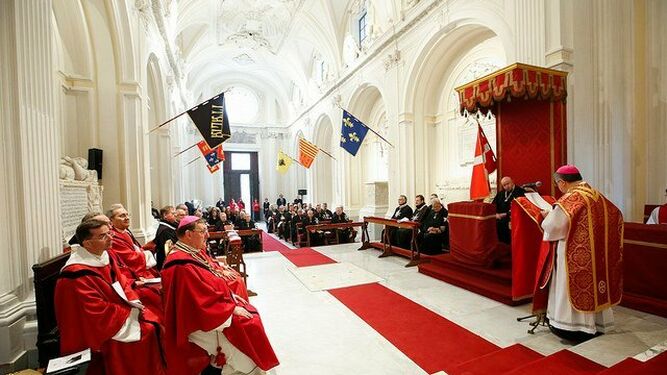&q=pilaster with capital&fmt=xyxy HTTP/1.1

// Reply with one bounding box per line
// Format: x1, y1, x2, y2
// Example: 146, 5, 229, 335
0, 0, 60, 366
